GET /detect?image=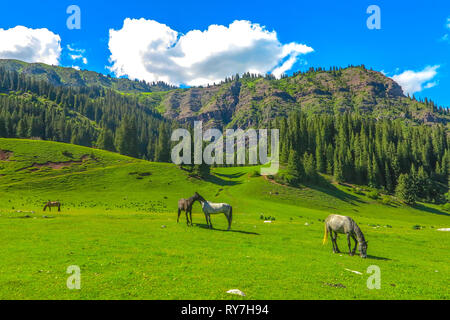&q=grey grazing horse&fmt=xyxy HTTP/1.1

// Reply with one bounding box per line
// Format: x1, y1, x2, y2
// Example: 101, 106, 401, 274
177, 193, 202, 226
323, 214, 368, 258
195, 193, 232, 230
